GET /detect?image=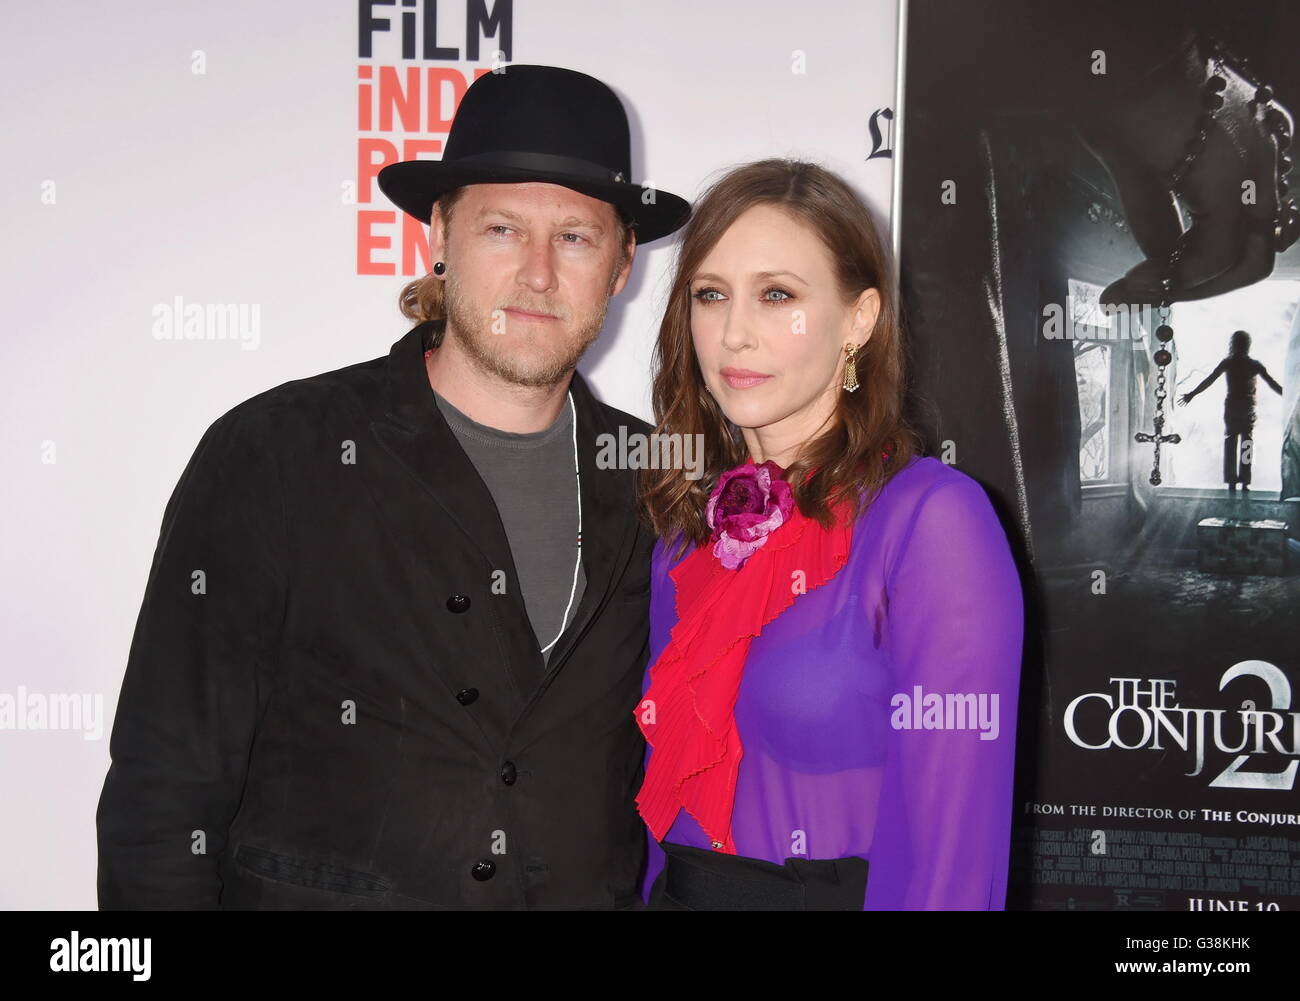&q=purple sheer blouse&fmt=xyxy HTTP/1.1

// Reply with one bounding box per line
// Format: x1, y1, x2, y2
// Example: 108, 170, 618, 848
638, 456, 1024, 909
